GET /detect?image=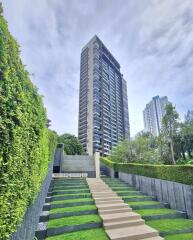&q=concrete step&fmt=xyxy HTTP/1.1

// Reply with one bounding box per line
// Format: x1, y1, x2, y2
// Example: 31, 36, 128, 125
91, 190, 112, 193
99, 207, 132, 215
96, 199, 124, 205
102, 212, 141, 223
95, 196, 122, 202
104, 219, 145, 230
106, 225, 159, 240
92, 190, 114, 194
96, 203, 129, 210
93, 193, 117, 197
